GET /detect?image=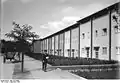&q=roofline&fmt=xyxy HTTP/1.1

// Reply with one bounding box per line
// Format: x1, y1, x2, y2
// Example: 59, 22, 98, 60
77, 2, 119, 23
43, 22, 80, 40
